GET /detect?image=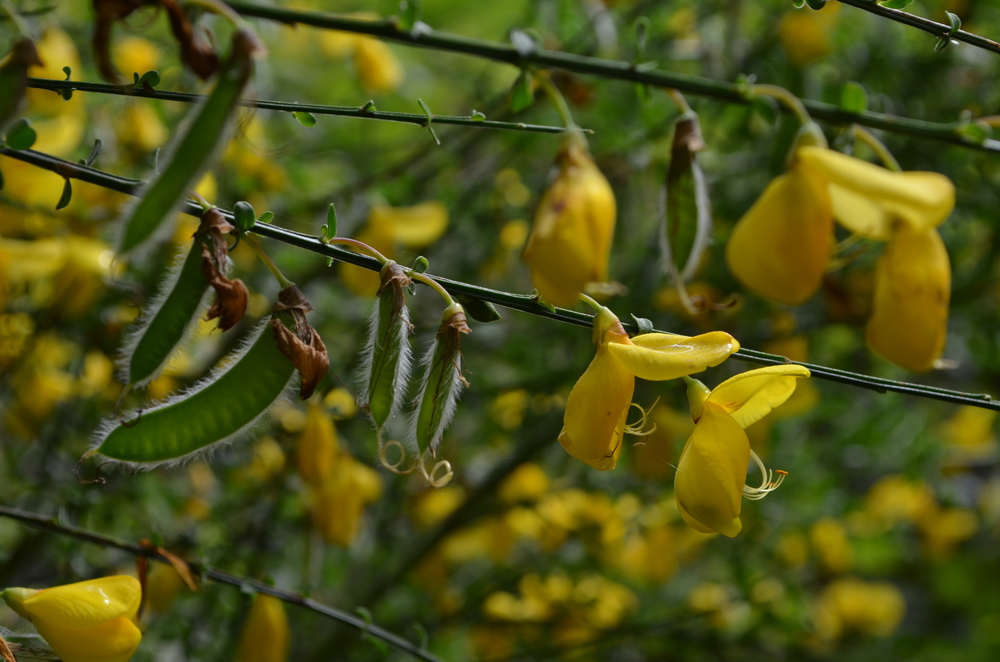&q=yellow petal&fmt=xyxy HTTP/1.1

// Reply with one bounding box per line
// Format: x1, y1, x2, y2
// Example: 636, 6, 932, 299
369, 201, 448, 247
827, 182, 886, 238
706, 365, 811, 429
725, 164, 832, 305
606, 331, 739, 381
866, 227, 950, 372
296, 402, 339, 485
354, 37, 404, 93
797, 146, 954, 234
559, 347, 633, 469
36, 616, 142, 662
24, 576, 141, 629
236, 594, 290, 662
674, 403, 748, 537
523, 141, 616, 308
